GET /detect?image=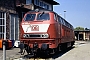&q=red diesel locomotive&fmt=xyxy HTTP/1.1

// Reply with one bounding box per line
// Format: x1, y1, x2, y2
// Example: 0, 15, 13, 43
19, 9, 75, 55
